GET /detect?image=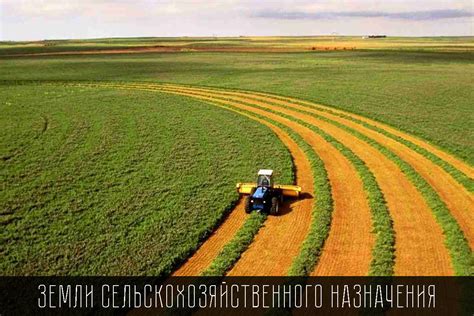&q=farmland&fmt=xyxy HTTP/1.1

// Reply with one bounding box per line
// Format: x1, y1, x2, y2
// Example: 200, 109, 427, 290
0, 84, 293, 275
0, 37, 473, 276
1, 36, 473, 56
